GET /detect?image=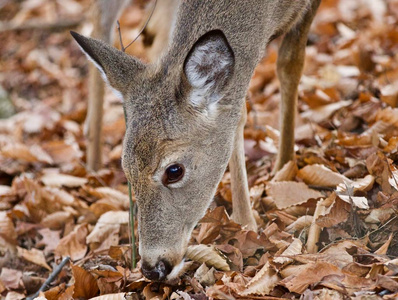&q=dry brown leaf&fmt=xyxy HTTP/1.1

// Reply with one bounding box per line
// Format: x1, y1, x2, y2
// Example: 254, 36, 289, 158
37, 228, 61, 254
86, 211, 128, 241
336, 174, 375, 193
17, 246, 51, 270
41, 140, 82, 165
194, 263, 216, 286
4, 291, 25, 300
71, 265, 99, 299
266, 181, 323, 209
337, 194, 369, 209
316, 194, 350, 228
319, 240, 357, 269
375, 233, 394, 255
274, 238, 303, 265
85, 187, 129, 209
40, 173, 88, 187
298, 164, 351, 187
186, 244, 230, 271
301, 100, 352, 123
0, 211, 17, 252
285, 215, 313, 234
271, 160, 298, 182
365, 207, 395, 224
55, 223, 88, 261
302, 288, 344, 299
0, 280, 5, 294
41, 211, 74, 230
380, 84, 398, 107
280, 261, 343, 294
44, 187, 76, 206
239, 262, 279, 296
376, 107, 398, 127
0, 268, 23, 290
1, 143, 53, 164
89, 294, 127, 300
